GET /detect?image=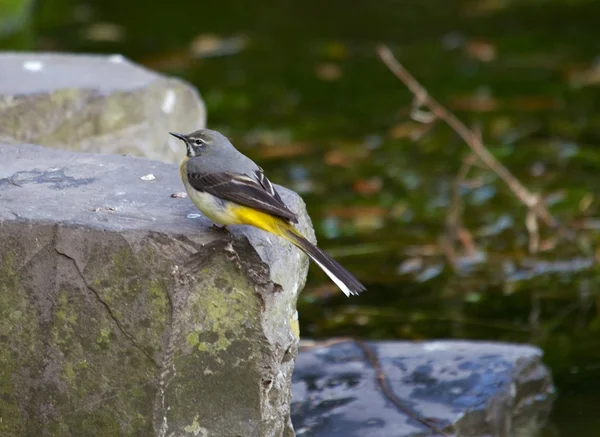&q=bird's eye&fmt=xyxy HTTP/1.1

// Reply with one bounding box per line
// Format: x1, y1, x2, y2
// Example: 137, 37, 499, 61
194, 140, 202, 145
